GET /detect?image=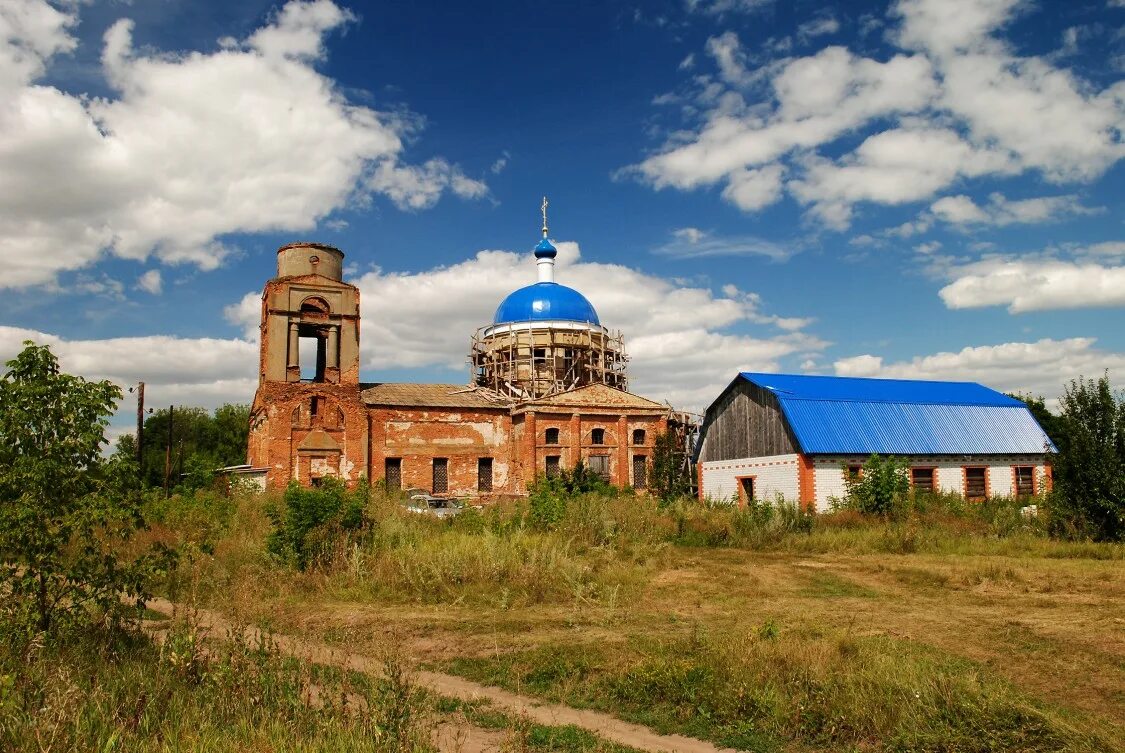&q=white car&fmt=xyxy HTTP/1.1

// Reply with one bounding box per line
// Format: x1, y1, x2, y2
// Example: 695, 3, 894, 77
403, 489, 464, 519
